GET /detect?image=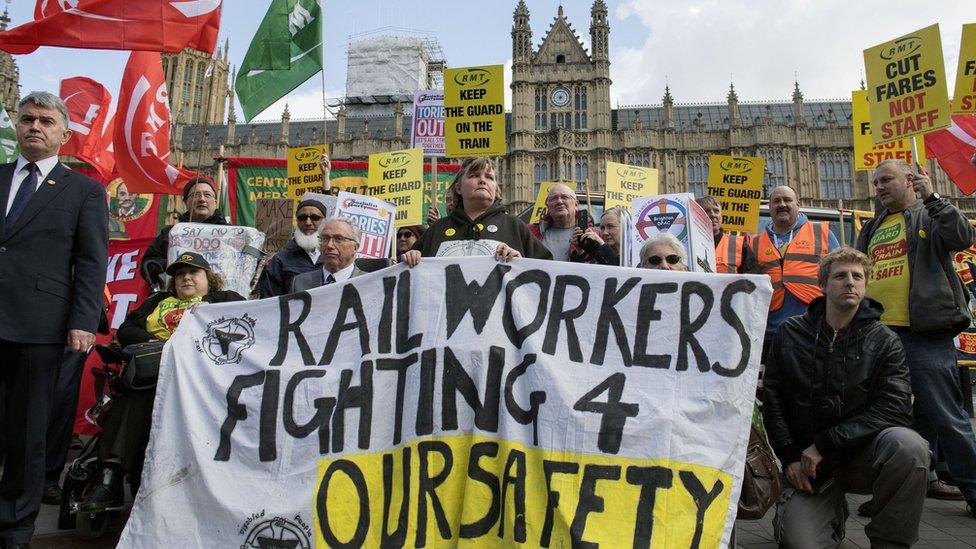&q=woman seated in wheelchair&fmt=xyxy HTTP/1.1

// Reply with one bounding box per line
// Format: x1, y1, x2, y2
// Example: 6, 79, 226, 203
79, 252, 245, 511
